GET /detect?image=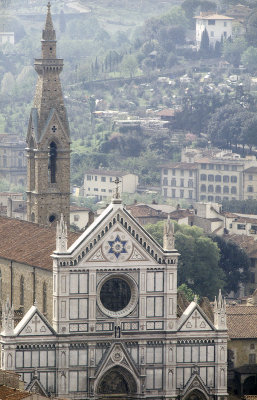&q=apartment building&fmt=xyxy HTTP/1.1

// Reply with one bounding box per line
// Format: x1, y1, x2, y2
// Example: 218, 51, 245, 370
161, 149, 257, 203
83, 169, 138, 200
